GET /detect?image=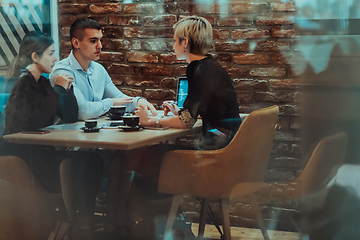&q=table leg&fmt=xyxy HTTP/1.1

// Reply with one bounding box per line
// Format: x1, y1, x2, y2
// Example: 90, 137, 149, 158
105, 151, 133, 239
